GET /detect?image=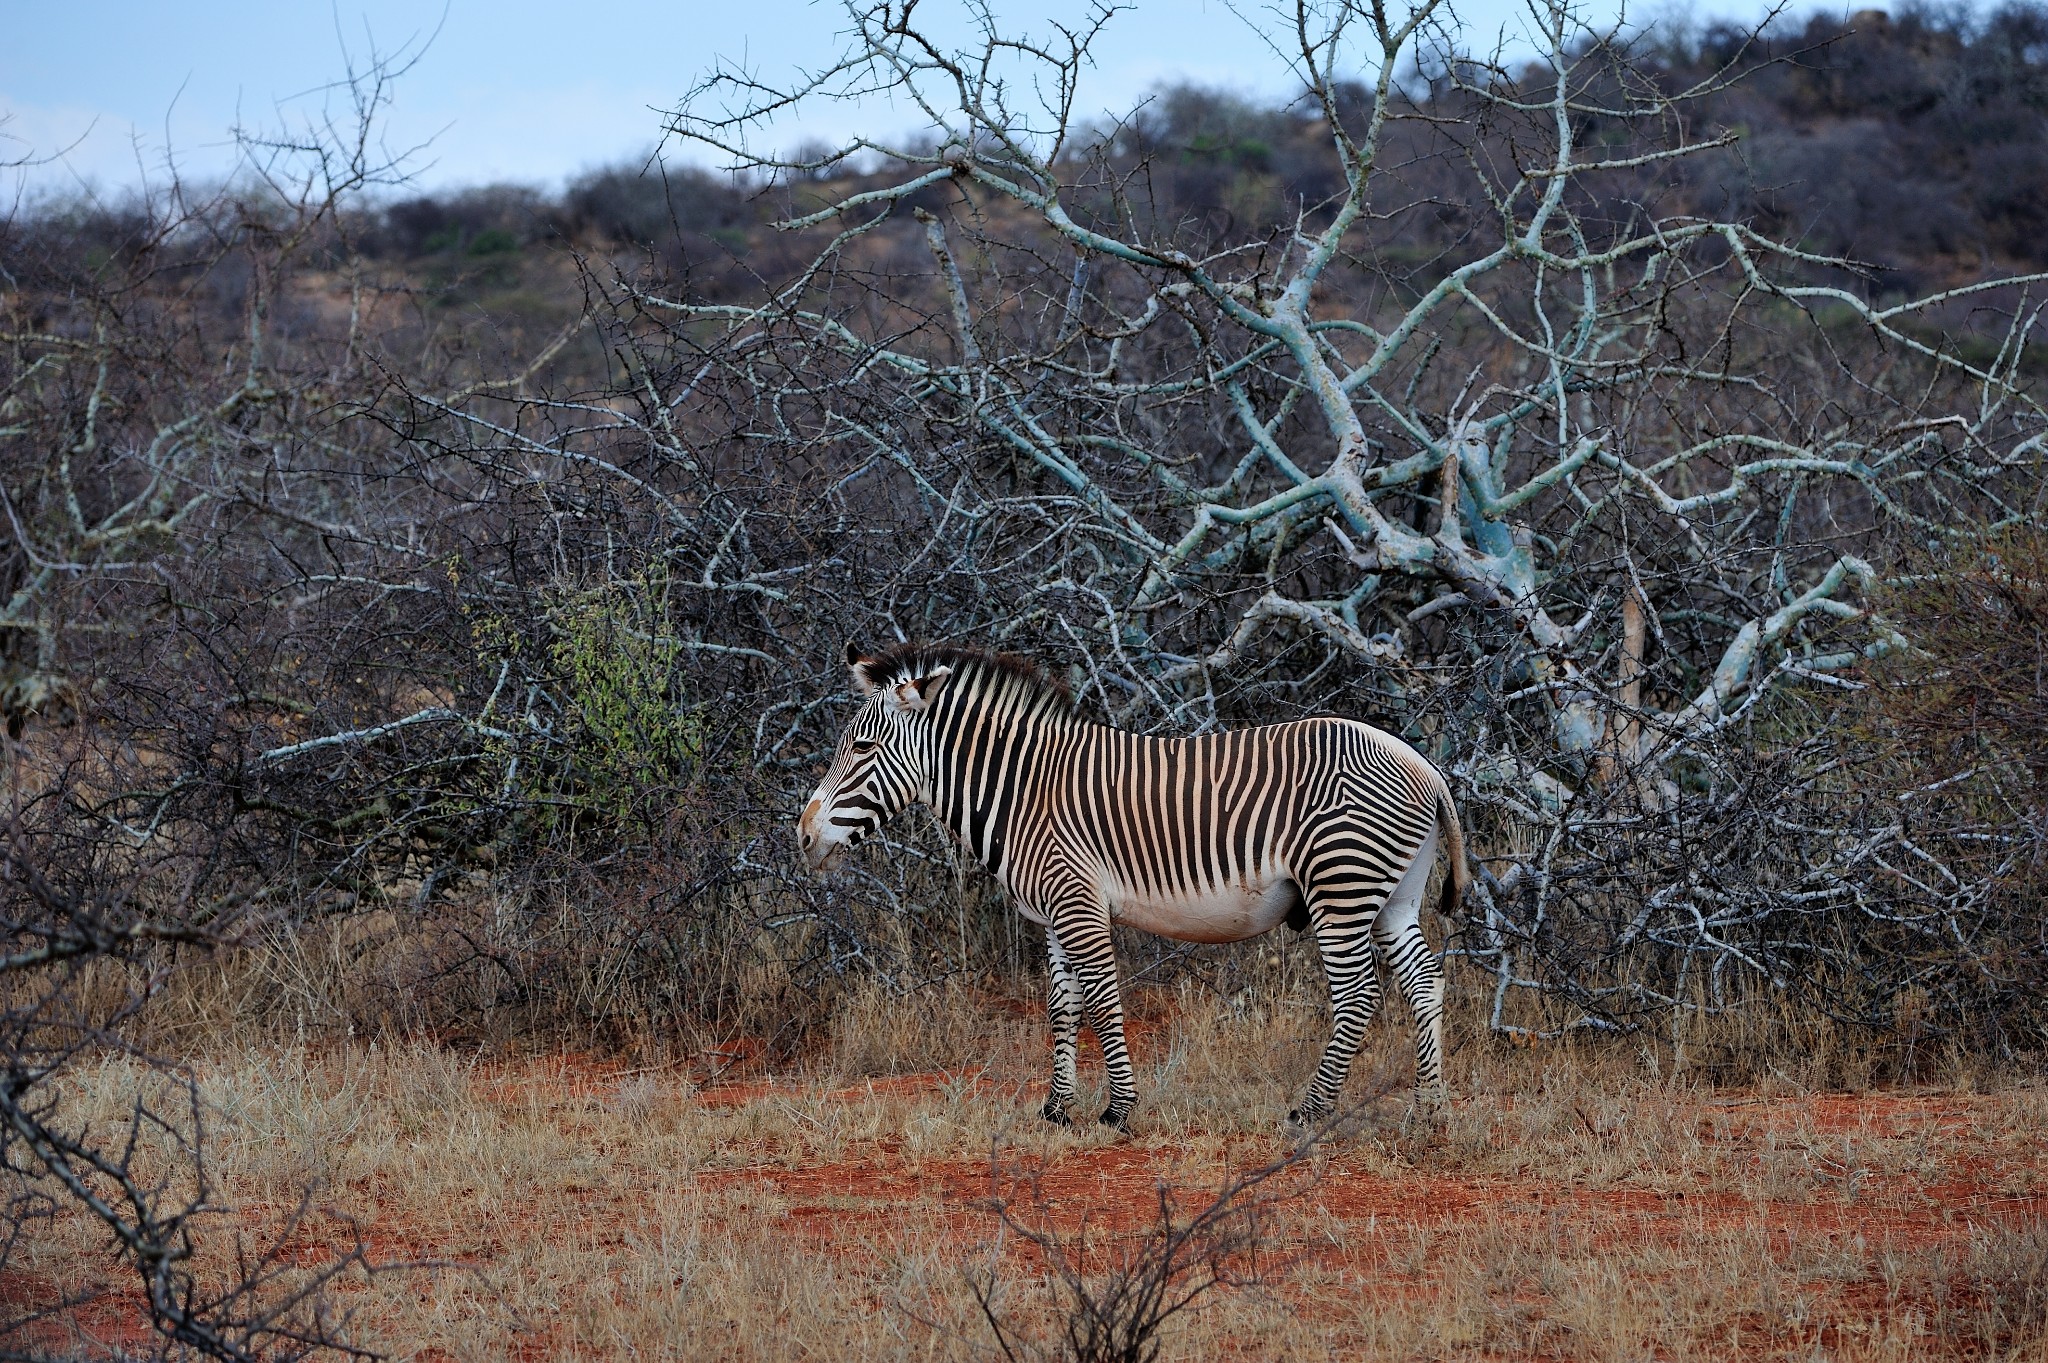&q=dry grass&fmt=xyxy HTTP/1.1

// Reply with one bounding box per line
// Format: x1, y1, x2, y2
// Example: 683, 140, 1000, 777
23, 980, 2048, 1361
